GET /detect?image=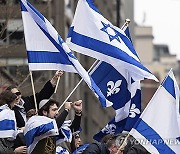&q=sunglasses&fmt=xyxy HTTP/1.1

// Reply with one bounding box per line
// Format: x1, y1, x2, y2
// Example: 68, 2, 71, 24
74, 135, 80, 139
14, 91, 21, 96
